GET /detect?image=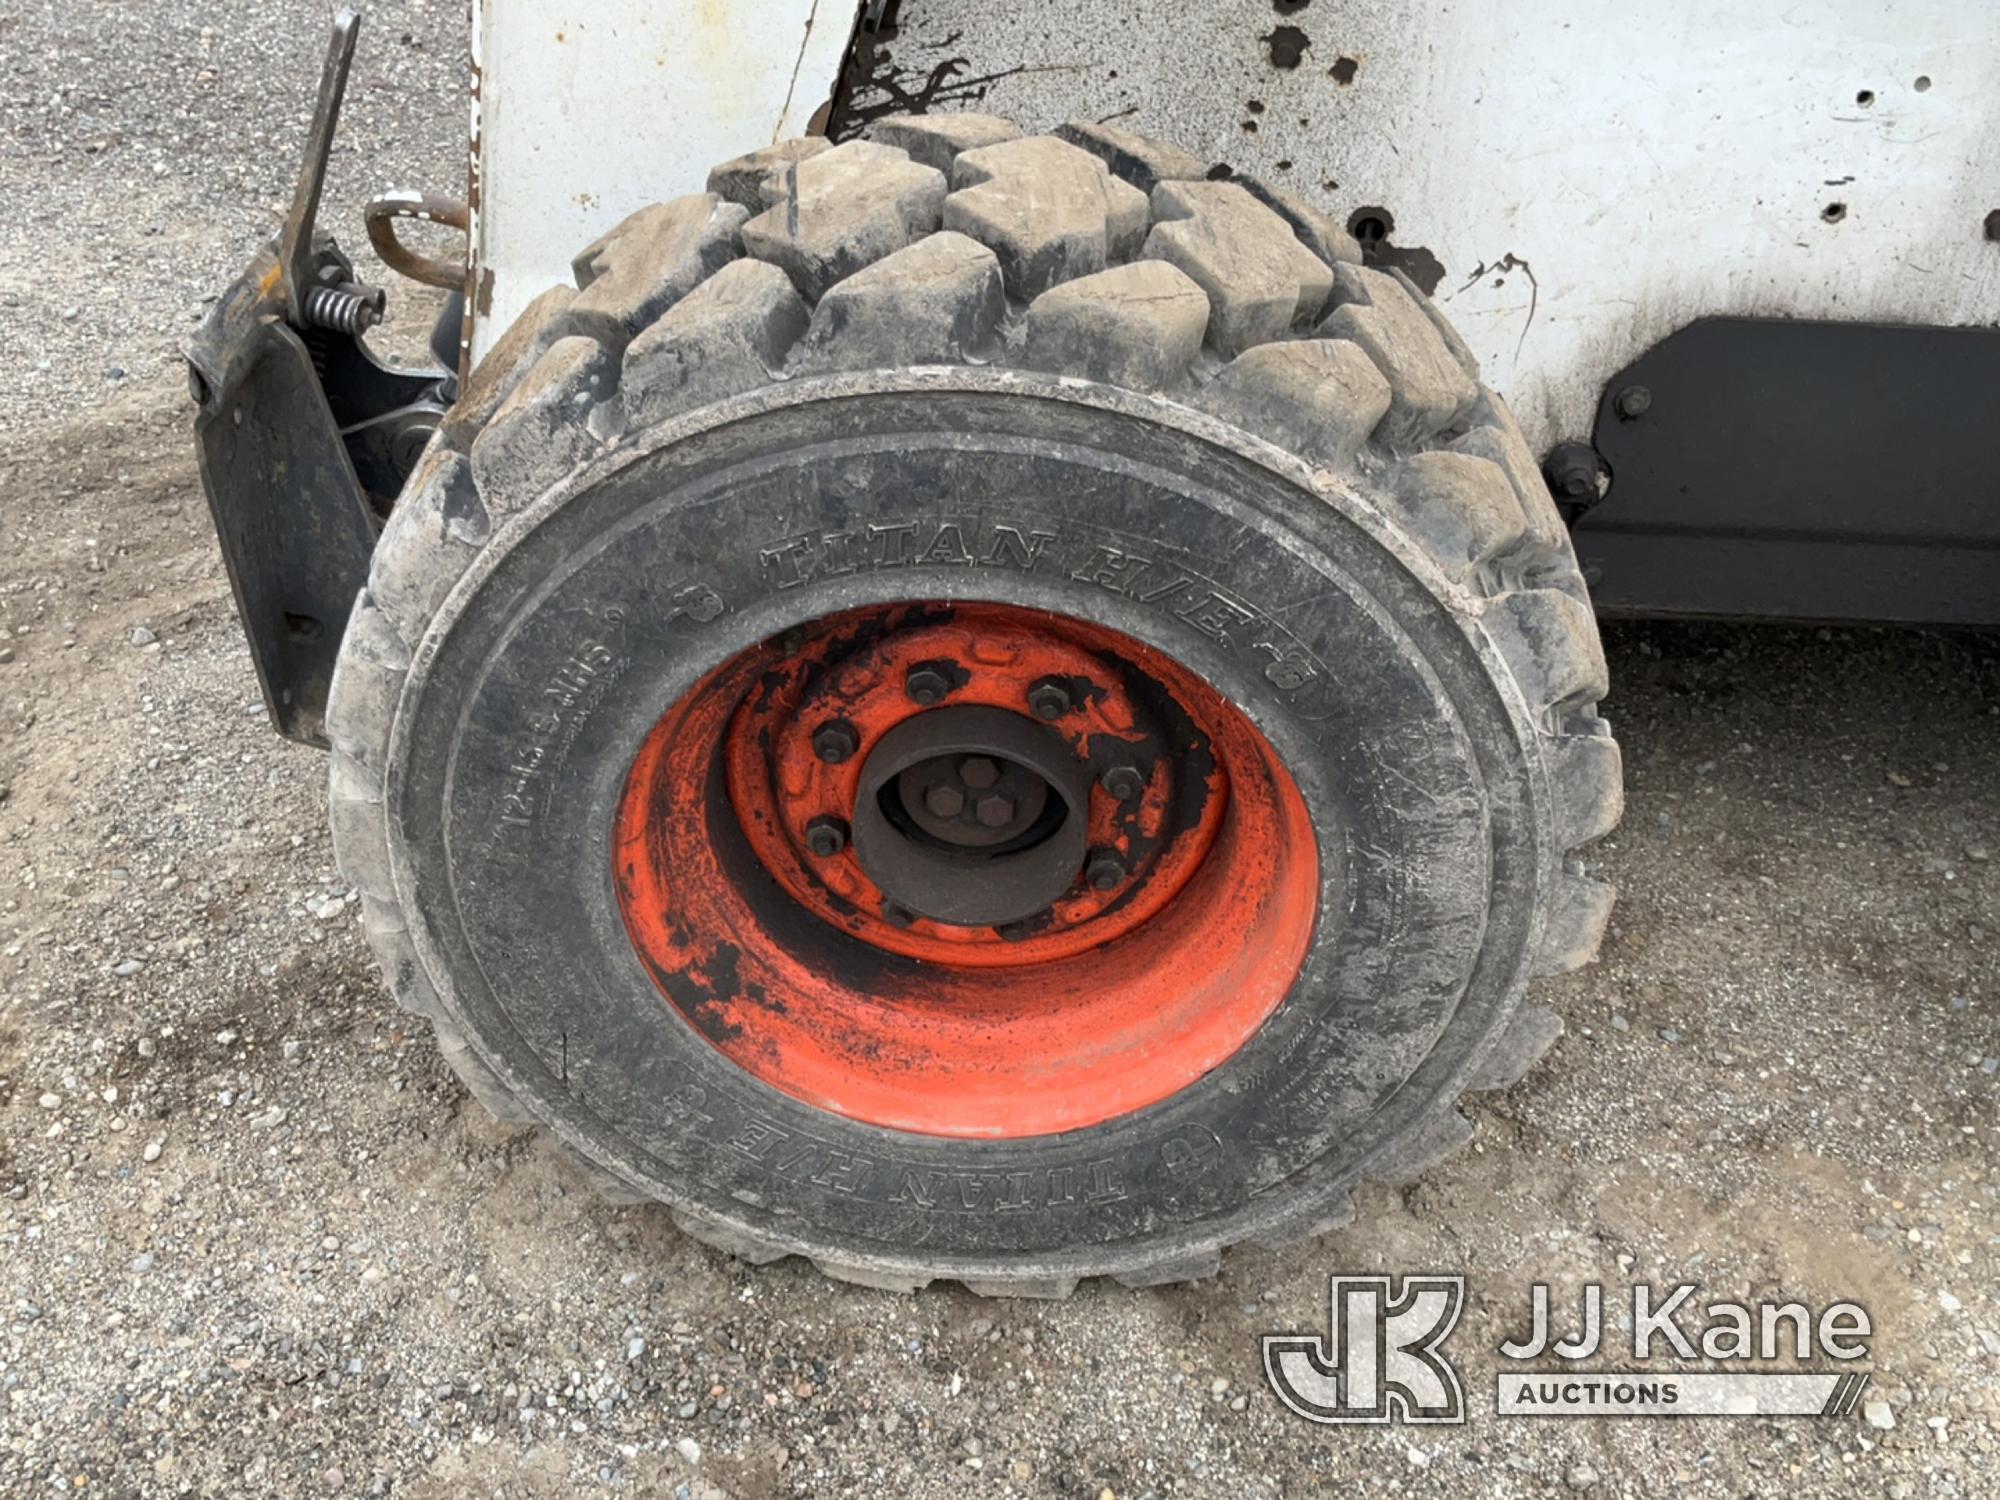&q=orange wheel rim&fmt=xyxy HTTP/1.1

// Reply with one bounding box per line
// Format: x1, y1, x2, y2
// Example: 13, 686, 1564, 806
612, 602, 1319, 1138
